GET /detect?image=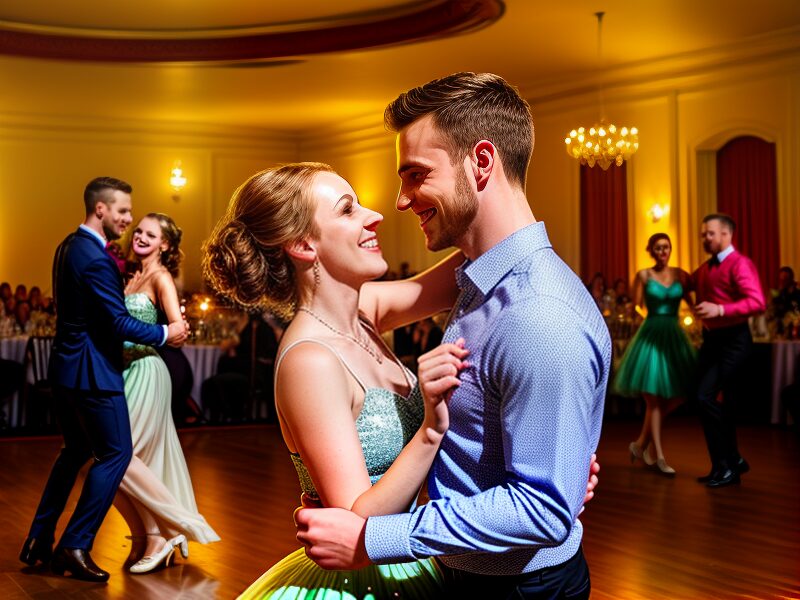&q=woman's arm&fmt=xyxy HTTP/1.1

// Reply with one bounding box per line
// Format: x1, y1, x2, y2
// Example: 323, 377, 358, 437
359, 251, 464, 333
631, 270, 646, 317
153, 271, 182, 324
678, 268, 694, 307
277, 341, 465, 518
